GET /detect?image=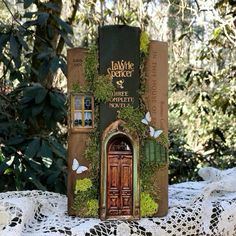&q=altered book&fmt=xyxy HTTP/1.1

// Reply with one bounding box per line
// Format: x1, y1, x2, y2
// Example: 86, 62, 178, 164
67, 25, 168, 220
